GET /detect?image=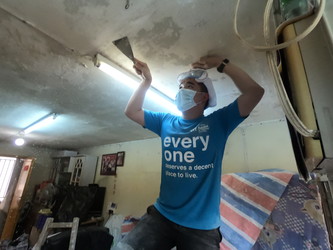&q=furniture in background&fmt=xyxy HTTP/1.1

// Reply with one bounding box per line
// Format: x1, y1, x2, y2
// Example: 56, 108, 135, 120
51, 155, 98, 186
33, 217, 113, 250
40, 226, 113, 250
52, 185, 105, 223
33, 217, 79, 250
27, 184, 105, 247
